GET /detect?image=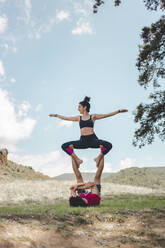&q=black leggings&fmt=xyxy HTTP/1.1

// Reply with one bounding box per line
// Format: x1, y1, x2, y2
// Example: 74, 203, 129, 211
61, 133, 112, 156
